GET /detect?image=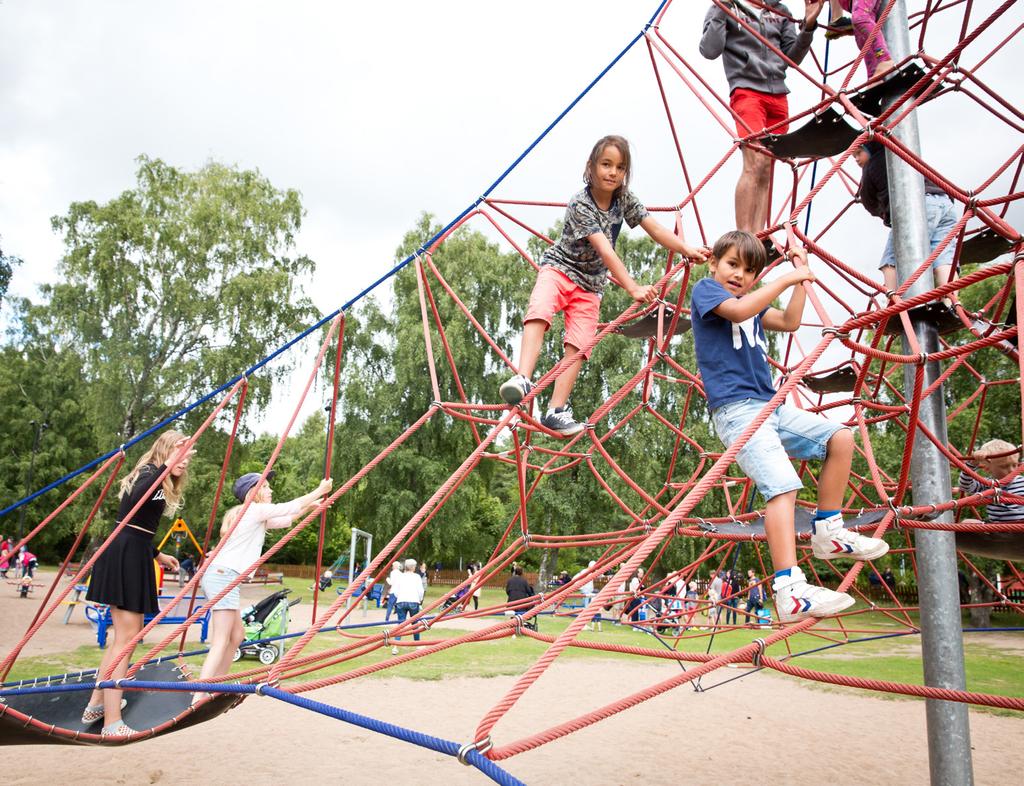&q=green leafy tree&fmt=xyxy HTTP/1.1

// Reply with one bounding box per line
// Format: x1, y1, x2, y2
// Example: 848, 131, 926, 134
0, 235, 20, 303
43, 155, 317, 444
0, 329, 100, 553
